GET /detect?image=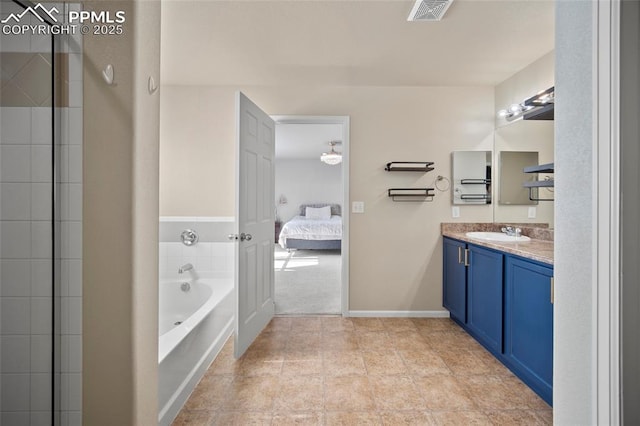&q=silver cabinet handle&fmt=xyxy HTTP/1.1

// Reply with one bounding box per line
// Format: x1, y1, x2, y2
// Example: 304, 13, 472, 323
458, 246, 463, 264
228, 234, 239, 241
240, 233, 252, 241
